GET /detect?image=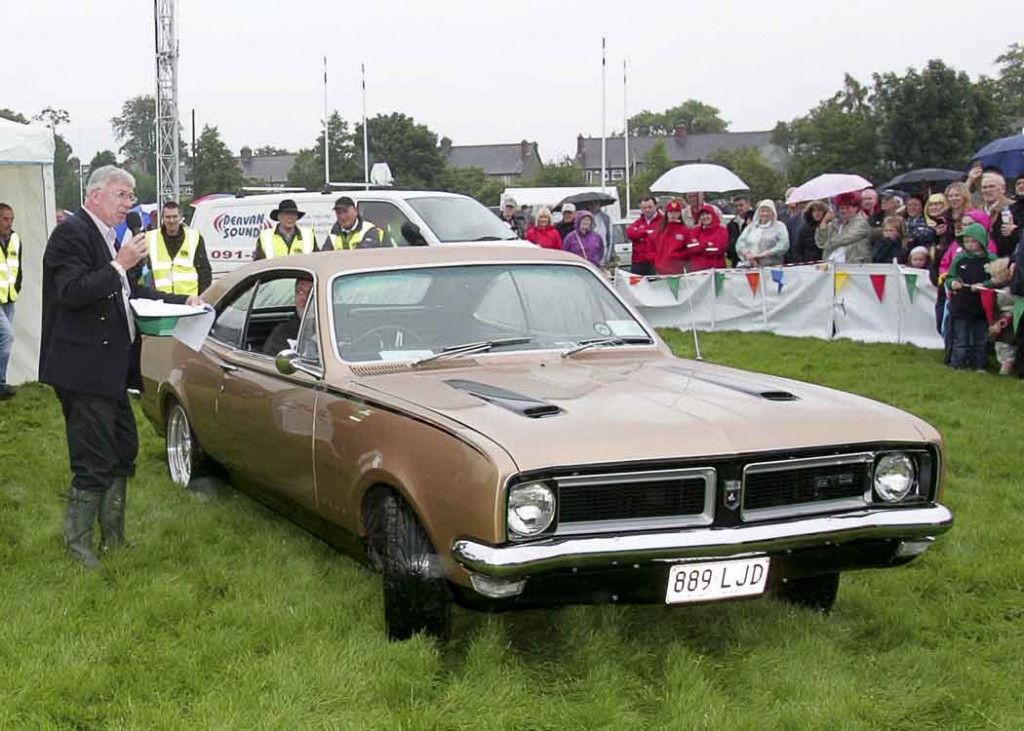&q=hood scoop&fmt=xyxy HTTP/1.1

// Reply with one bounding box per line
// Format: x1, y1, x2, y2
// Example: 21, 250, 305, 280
666, 367, 799, 402
444, 379, 564, 418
